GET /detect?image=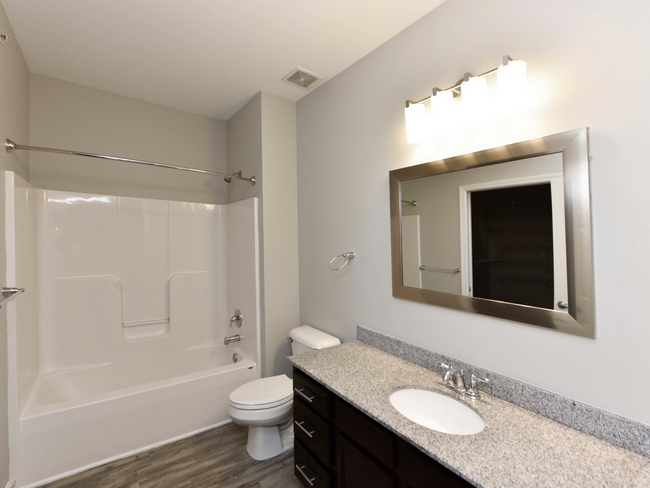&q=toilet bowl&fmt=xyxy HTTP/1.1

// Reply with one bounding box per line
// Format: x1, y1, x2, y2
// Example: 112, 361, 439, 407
229, 325, 340, 460
229, 375, 294, 460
